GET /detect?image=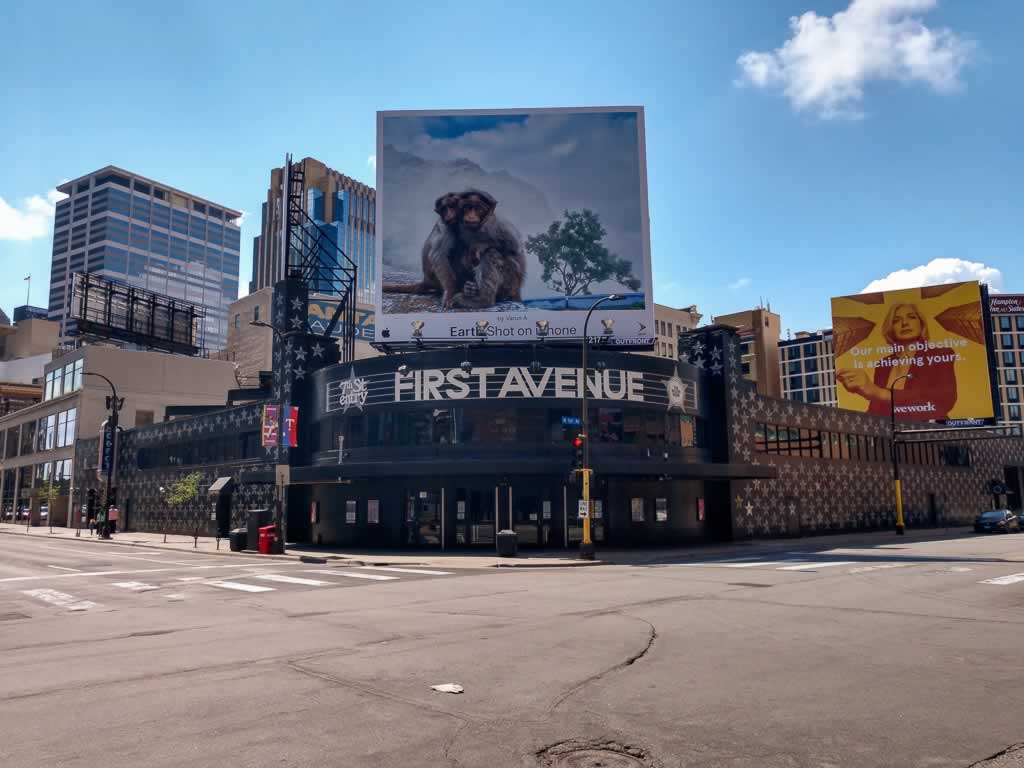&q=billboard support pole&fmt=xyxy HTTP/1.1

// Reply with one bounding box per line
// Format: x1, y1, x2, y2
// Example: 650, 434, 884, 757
890, 373, 912, 535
